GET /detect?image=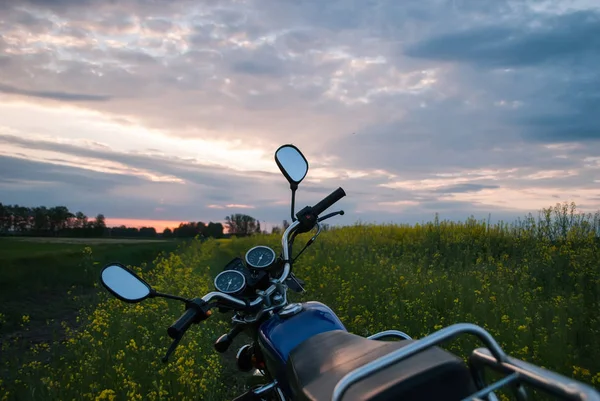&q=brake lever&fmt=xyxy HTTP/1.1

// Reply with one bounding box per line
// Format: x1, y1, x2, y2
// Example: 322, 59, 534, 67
162, 334, 183, 363
317, 210, 344, 222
